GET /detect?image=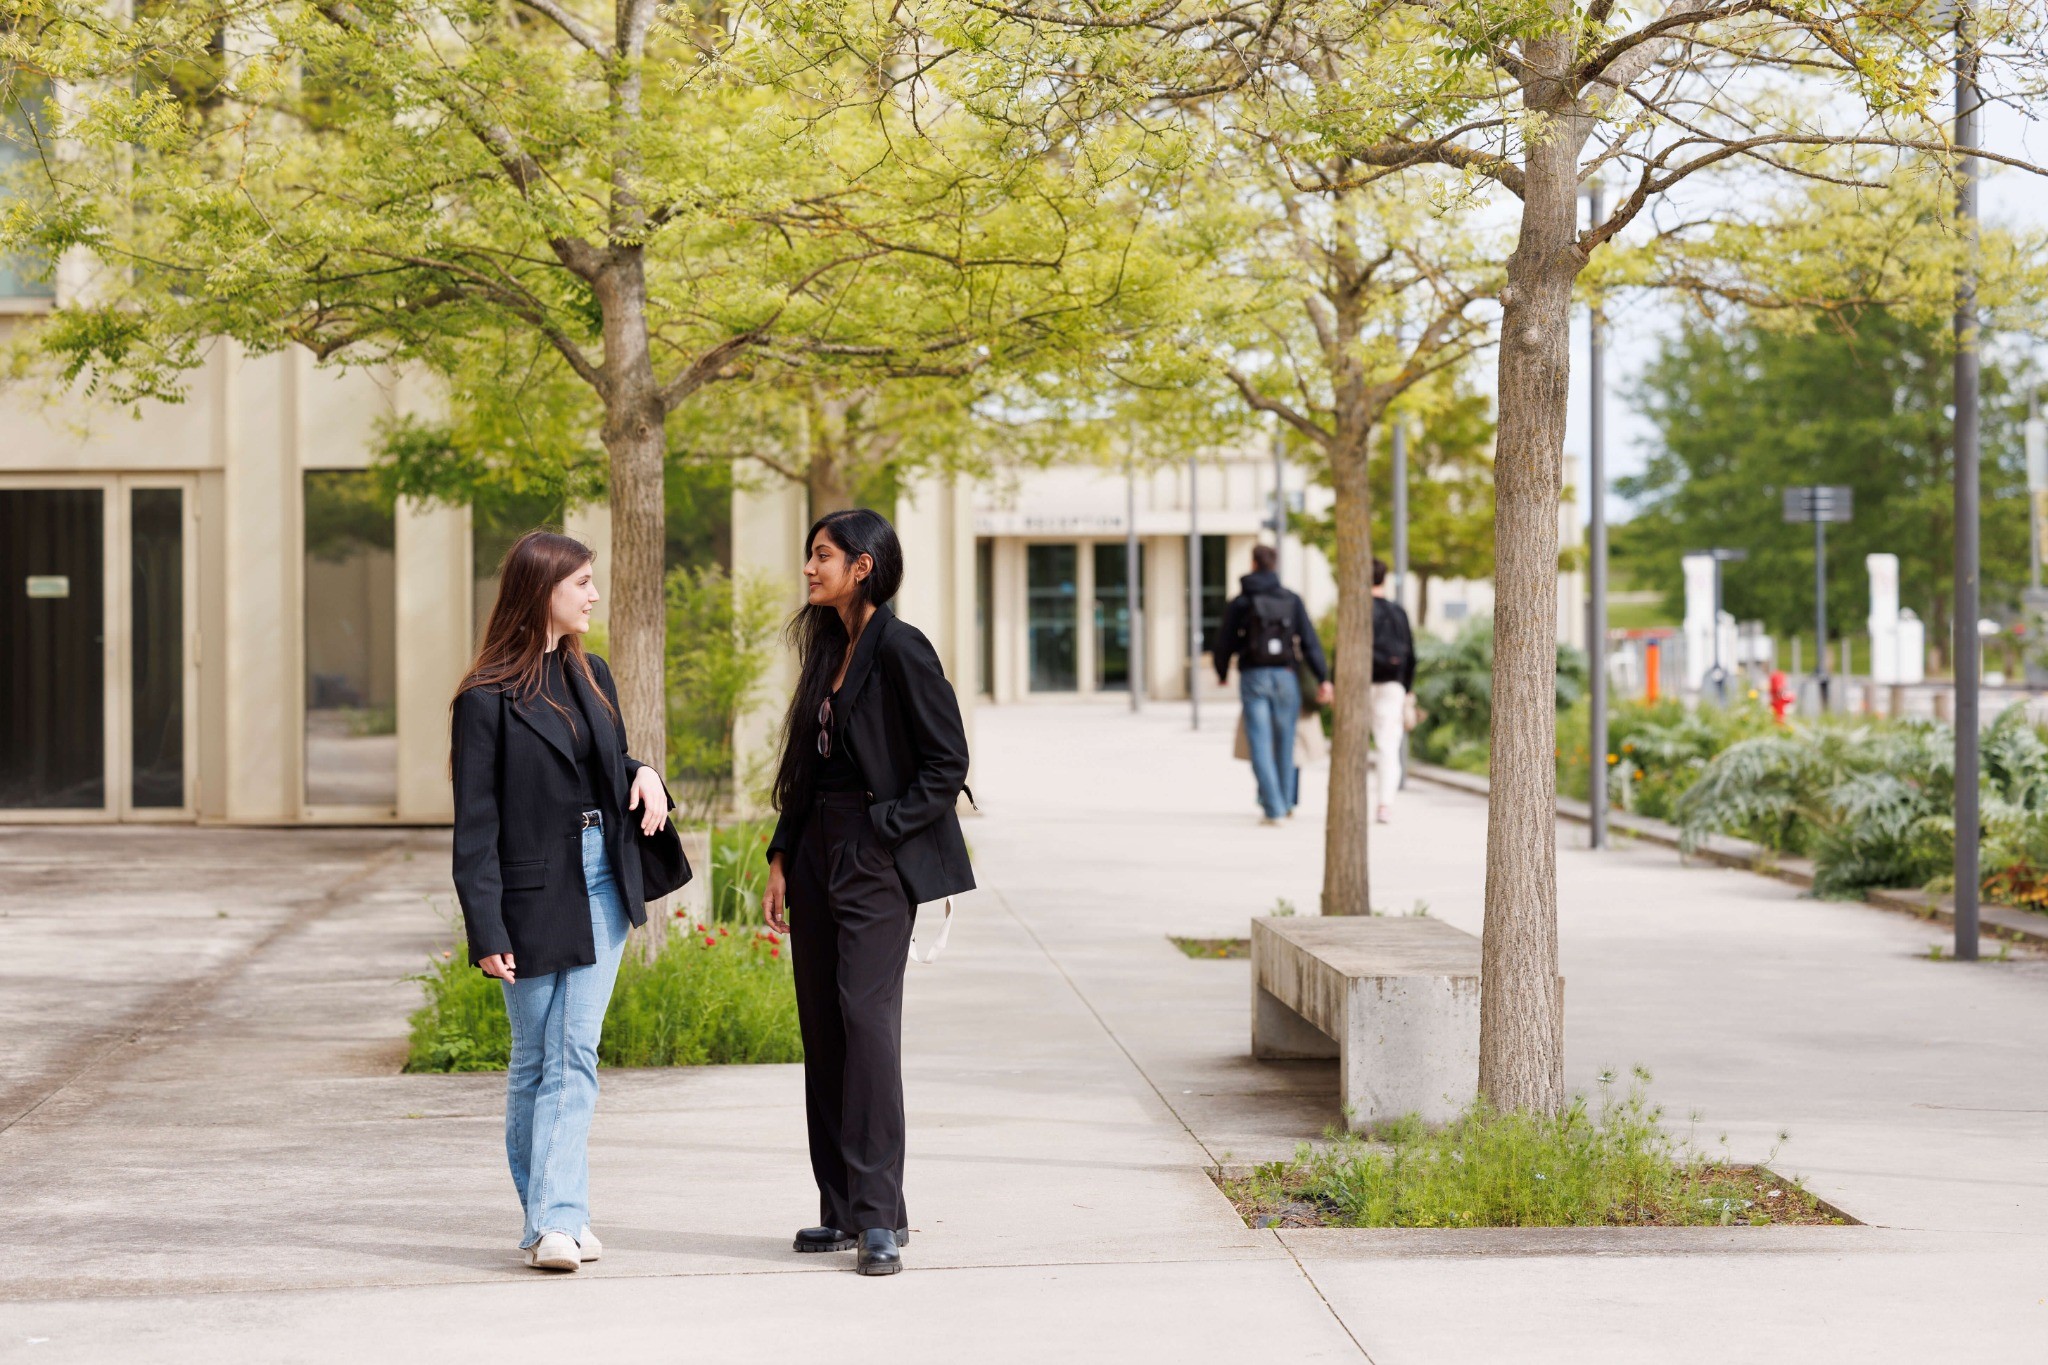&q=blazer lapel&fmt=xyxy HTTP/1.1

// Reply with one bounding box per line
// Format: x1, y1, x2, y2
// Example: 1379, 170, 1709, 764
510, 688, 579, 772
836, 604, 893, 725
